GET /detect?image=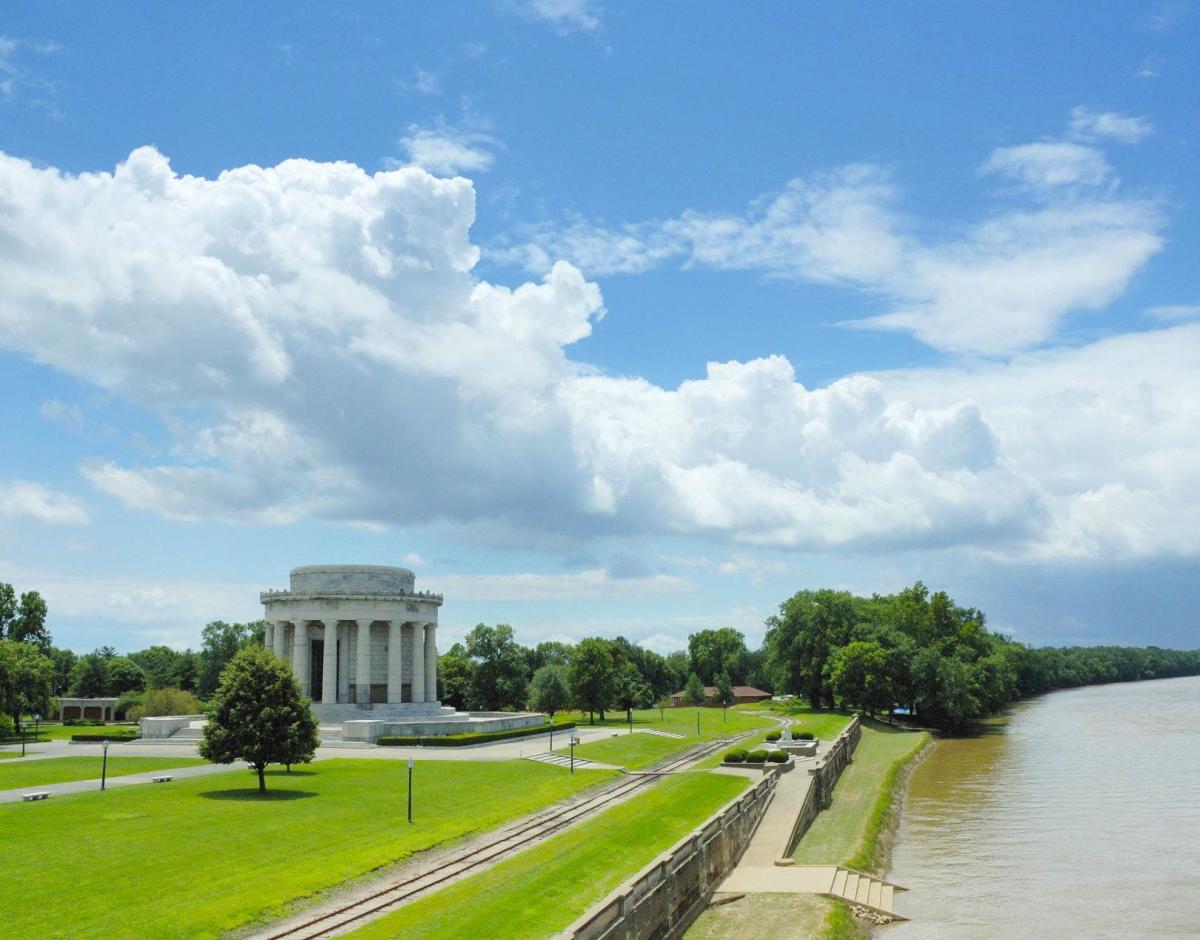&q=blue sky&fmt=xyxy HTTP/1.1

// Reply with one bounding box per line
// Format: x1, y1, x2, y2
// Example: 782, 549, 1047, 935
0, 2, 1197, 655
